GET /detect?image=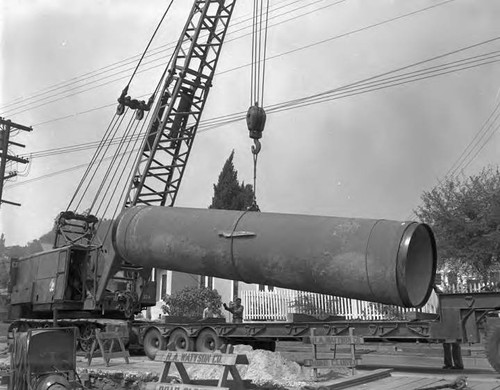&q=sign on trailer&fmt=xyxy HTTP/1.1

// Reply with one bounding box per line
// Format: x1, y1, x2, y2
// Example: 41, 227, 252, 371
155, 350, 248, 365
